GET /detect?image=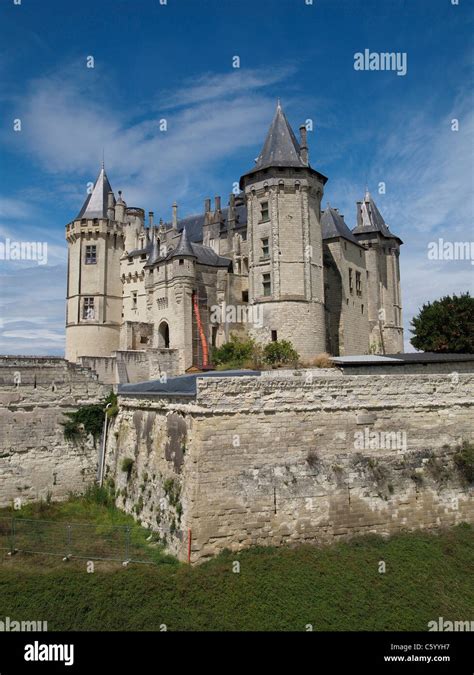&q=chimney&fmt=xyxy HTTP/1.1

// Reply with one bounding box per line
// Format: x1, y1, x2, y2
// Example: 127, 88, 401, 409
107, 191, 115, 220
227, 193, 236, 239
115, 190, 125, 222
148, 211, 154, 227
299, 124, 309, 165
204, 197, 211, 214
214, 196, 221, 213
172, 202, 178, 228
